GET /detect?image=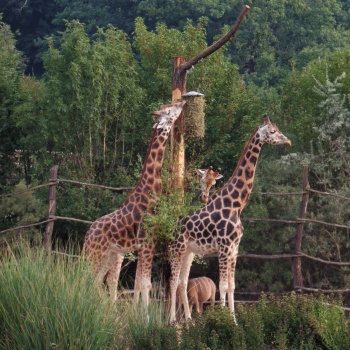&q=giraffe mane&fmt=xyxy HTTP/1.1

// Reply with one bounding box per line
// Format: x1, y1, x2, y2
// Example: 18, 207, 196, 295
209, 126, 259, 199
127, 126, 159, 197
